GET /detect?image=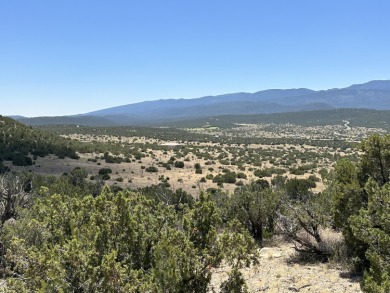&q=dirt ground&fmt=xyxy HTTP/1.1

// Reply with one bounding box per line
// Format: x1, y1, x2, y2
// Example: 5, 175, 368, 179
208, 239, 362, 293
